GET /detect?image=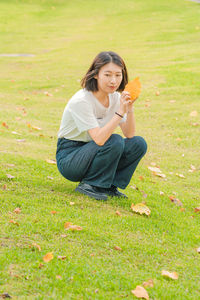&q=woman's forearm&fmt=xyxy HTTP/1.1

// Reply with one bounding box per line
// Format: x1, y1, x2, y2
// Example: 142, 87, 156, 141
88, 113, 124, 146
